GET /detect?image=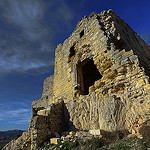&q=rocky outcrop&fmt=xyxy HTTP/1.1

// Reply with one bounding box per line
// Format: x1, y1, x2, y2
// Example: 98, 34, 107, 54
3, 9, 150, 150
3, 100, 64, 150
32, 75, 54, 116
30, 100, 64, 149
